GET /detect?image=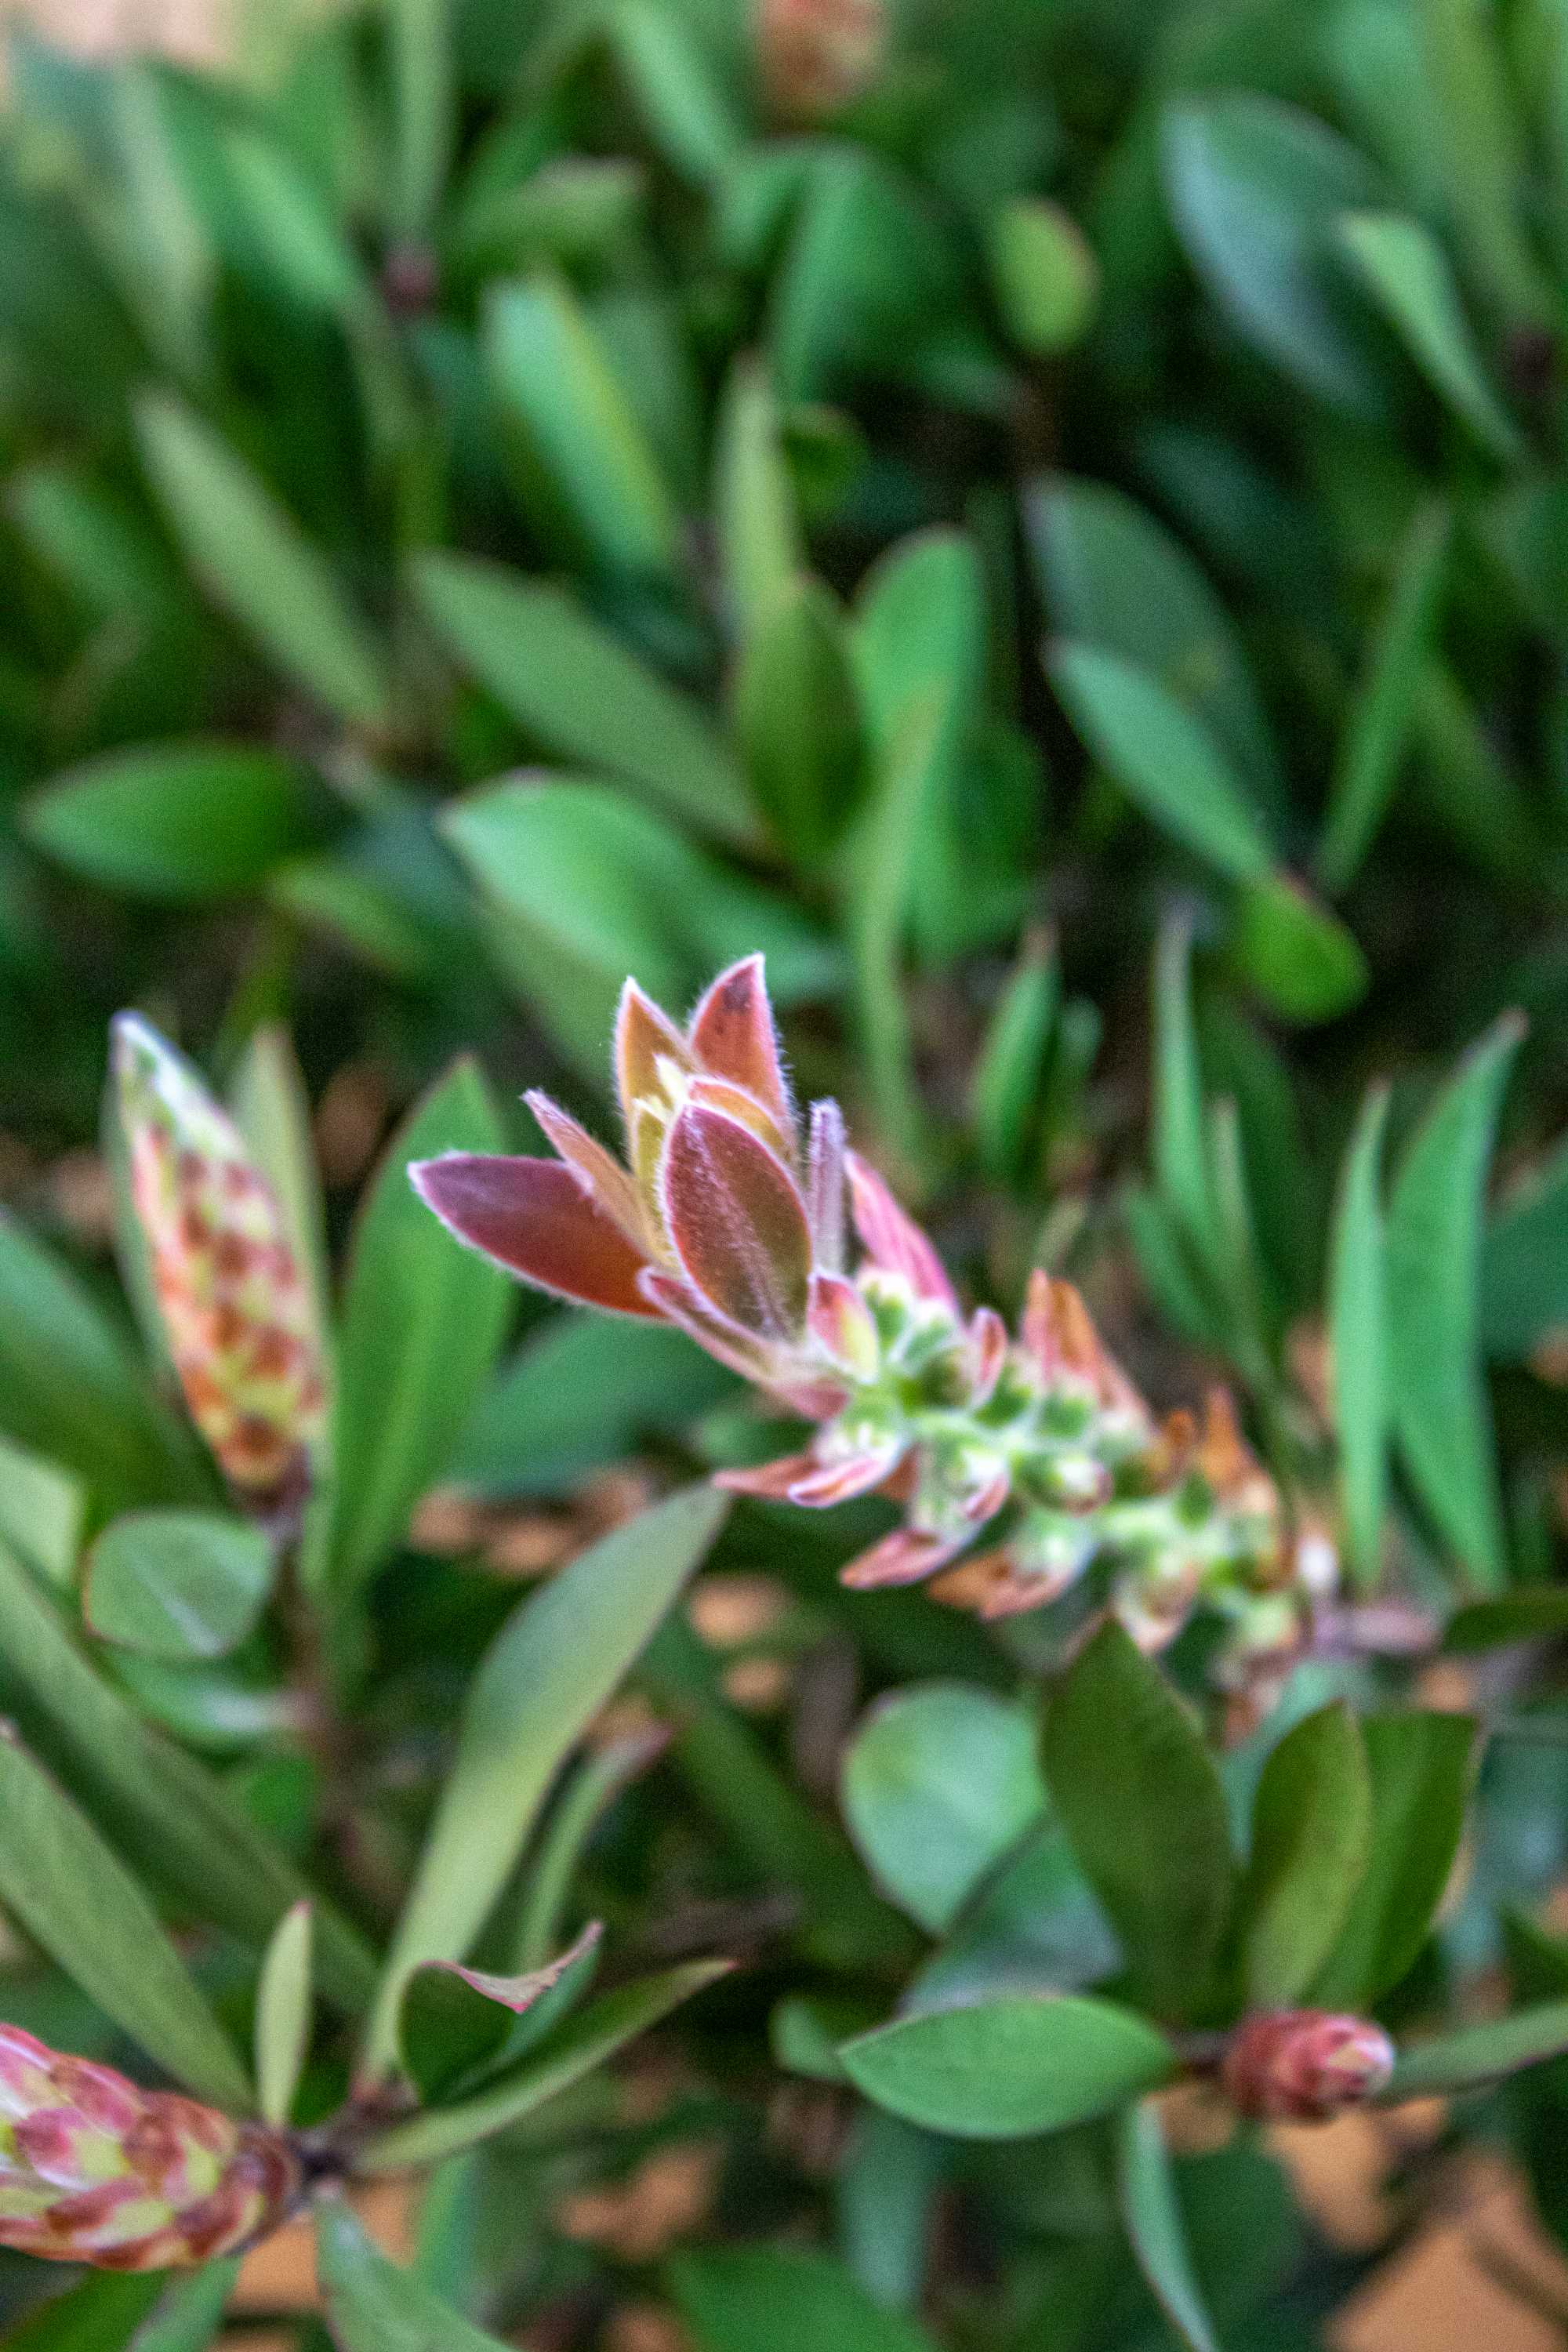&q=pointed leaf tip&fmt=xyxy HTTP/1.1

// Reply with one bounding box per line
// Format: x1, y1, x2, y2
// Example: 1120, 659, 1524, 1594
412, 1153, 659, 1318
660, 1103, 812, 1342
